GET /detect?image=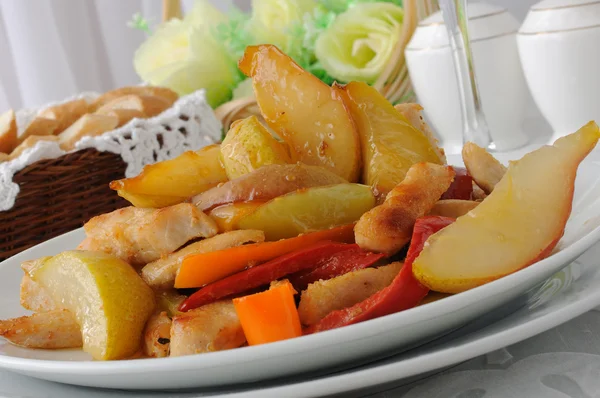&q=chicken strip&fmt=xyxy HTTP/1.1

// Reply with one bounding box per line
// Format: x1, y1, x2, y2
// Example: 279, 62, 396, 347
462, 142, 507, 194
395, 103, 446, 164
143, 311, 172, 358
298, 262, 403, 326
80, 203, 218, 265
169, 300, 246, 357
0, 310, 82, 349
20, 274, 57, 312
428, 199, 479, 219
142, 230, 265, 290
355, 163, 455, 254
